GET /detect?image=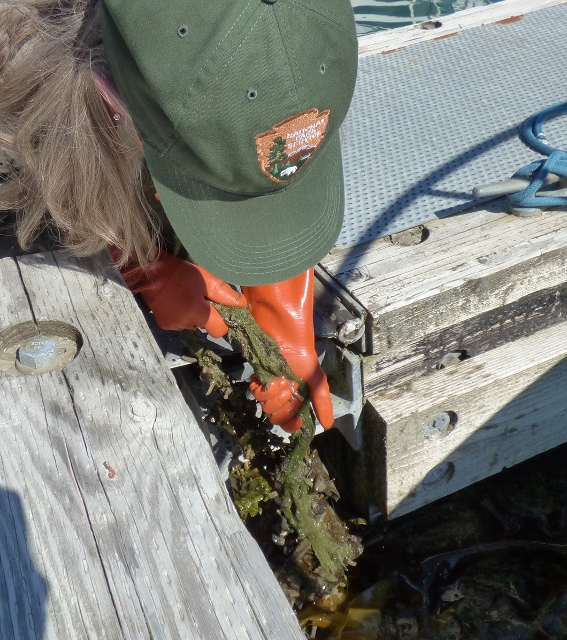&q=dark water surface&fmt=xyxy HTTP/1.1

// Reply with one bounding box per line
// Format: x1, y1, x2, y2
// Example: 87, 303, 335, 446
306, 440, 567, 638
